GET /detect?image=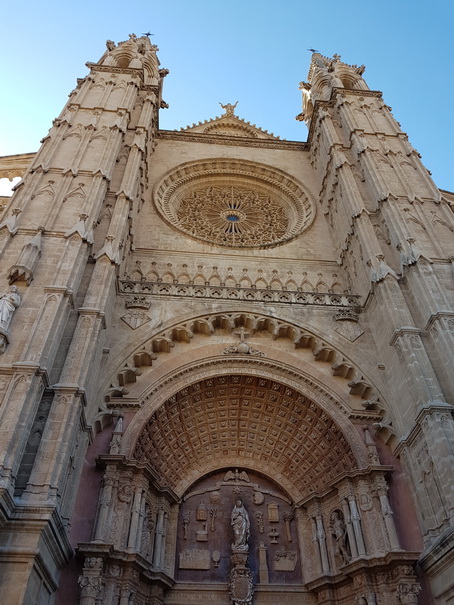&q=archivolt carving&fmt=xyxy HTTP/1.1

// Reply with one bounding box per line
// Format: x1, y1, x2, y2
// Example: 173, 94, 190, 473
105, 311, 378, 410
117, 355, 373, 499
152, 159, 316, 248
132, 374, 359, 500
